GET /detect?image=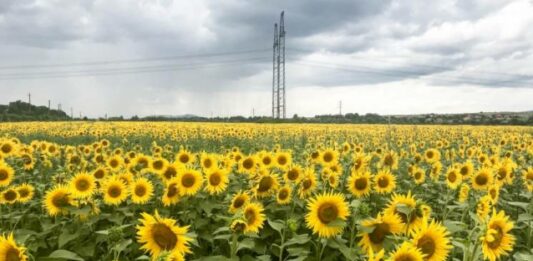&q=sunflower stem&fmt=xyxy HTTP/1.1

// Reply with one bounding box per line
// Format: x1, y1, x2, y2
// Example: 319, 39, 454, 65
230, 233, 238, 259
